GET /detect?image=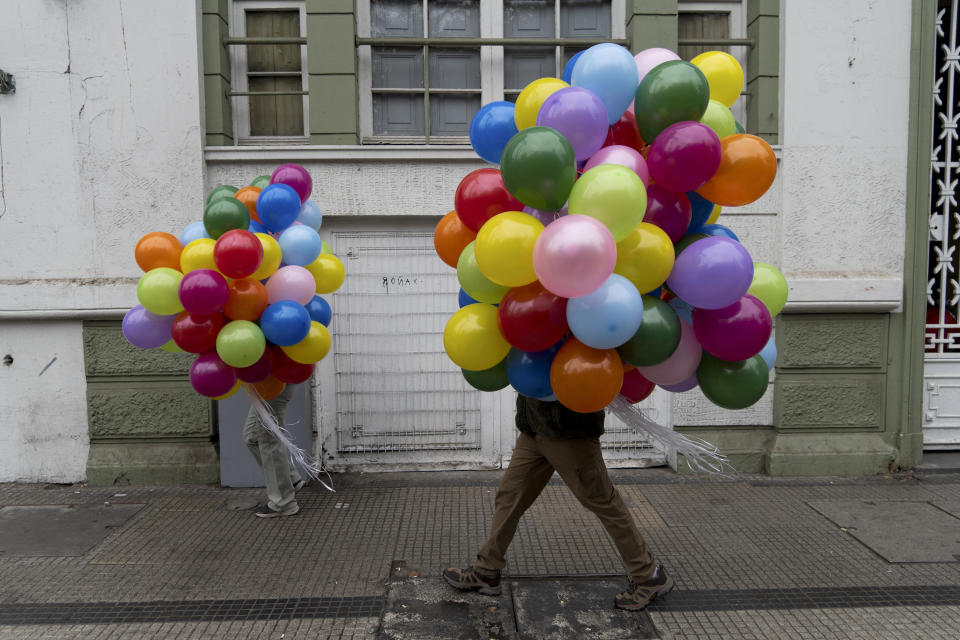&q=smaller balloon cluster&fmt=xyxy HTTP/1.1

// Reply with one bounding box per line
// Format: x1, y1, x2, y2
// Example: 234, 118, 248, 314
123, 164, 345, 400
437, 44, 788, 414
